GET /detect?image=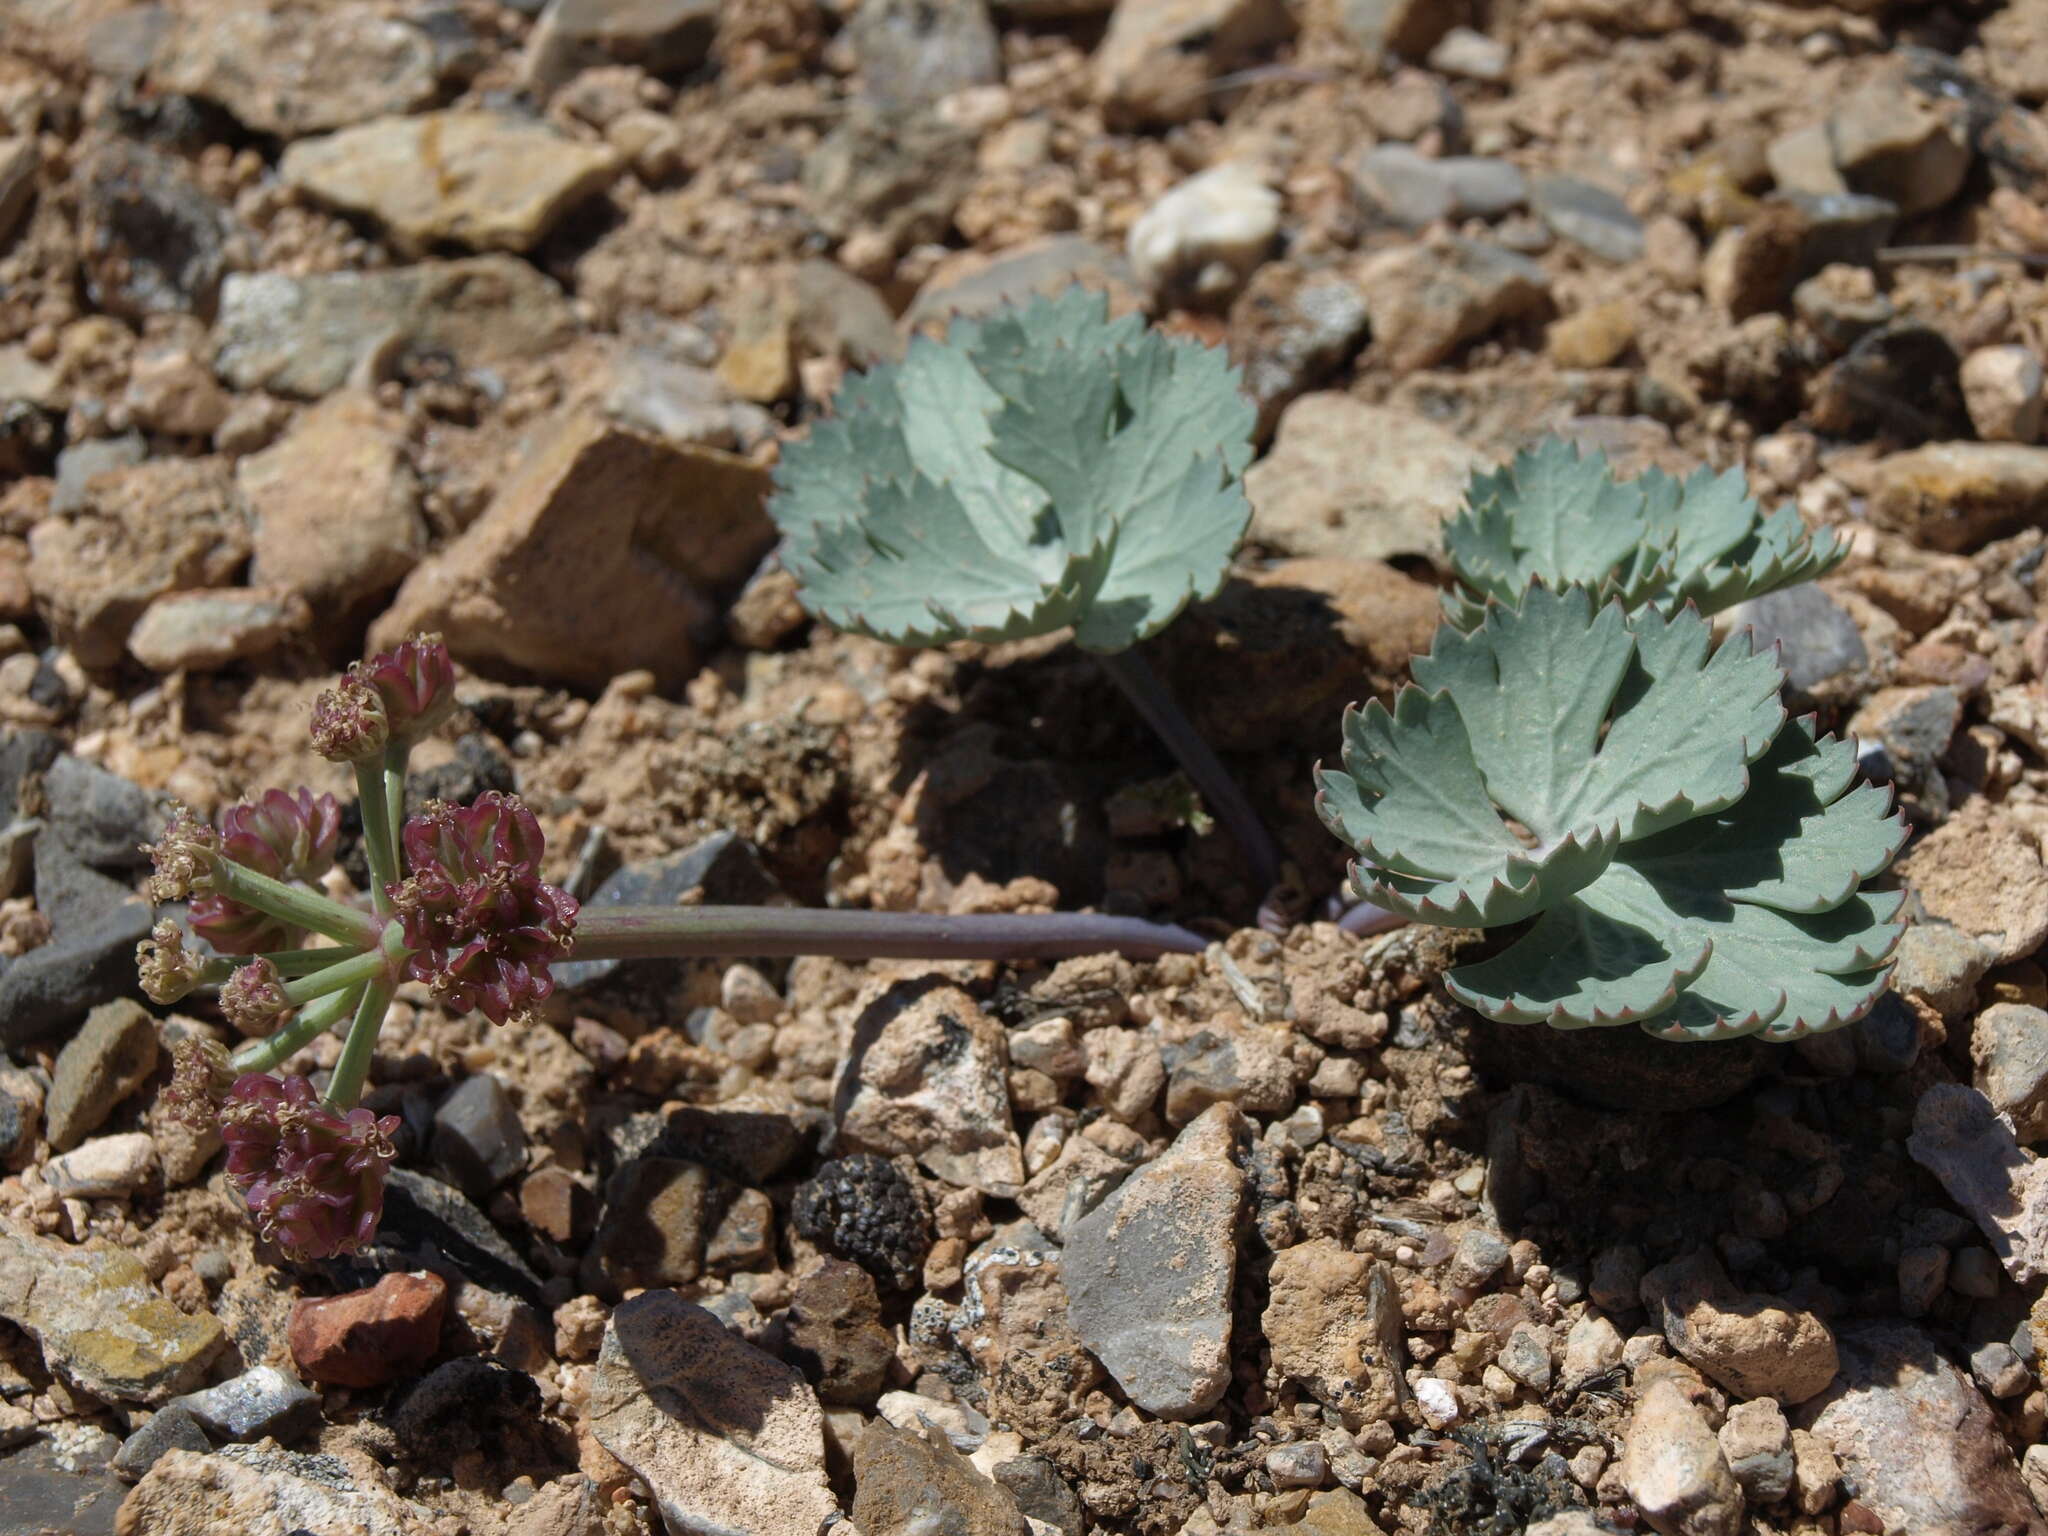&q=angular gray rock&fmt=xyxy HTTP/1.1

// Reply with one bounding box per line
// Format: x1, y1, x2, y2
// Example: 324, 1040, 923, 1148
212, 257, 575, 399
431, 1073, 528, 1197
1530, 173, 1646, 263
170, 1365, 321, 1444
1066, 1103, 1247, 1418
